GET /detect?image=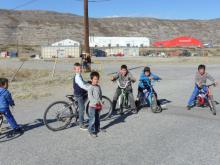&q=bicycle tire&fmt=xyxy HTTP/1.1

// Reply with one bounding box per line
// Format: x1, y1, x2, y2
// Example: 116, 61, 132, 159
86, 96, 113, 121
43, 101, 74, 131
208, 98, 216, 116
151, 94, 159, 113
